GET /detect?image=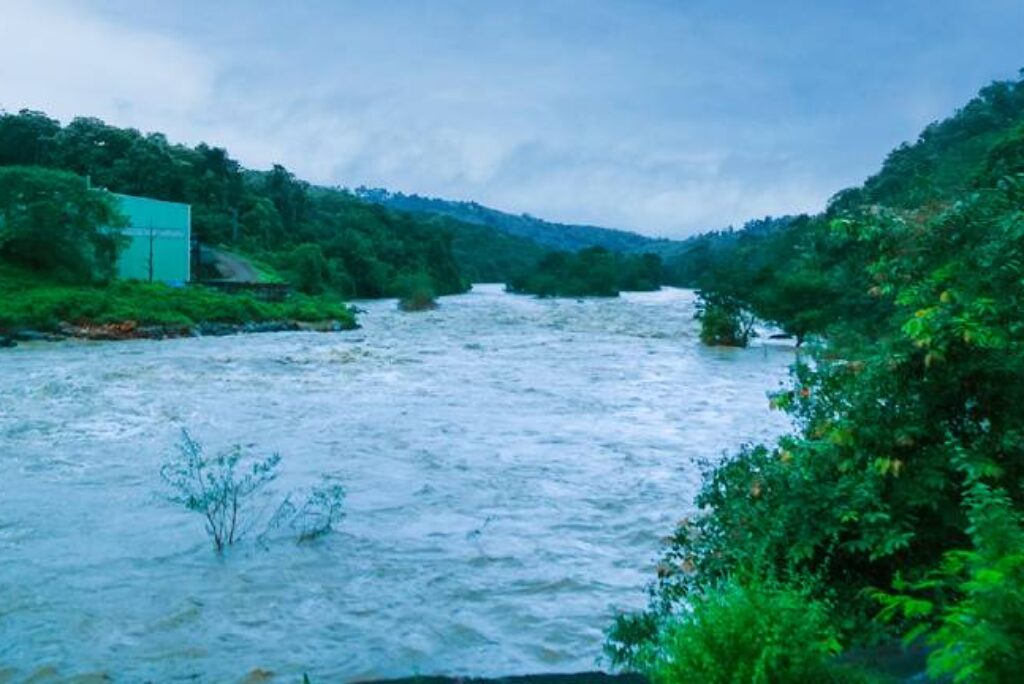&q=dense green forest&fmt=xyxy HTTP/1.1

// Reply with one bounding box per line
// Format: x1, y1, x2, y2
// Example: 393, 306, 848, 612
609, 73, 1024, 682
0, 165, 355, 333
356, 182, 815, 291
0, 110, 564, 298
354, 187, 667, 253
659, 215, 796, 288
431, 215, 547, 284
506, 247, 662, 297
